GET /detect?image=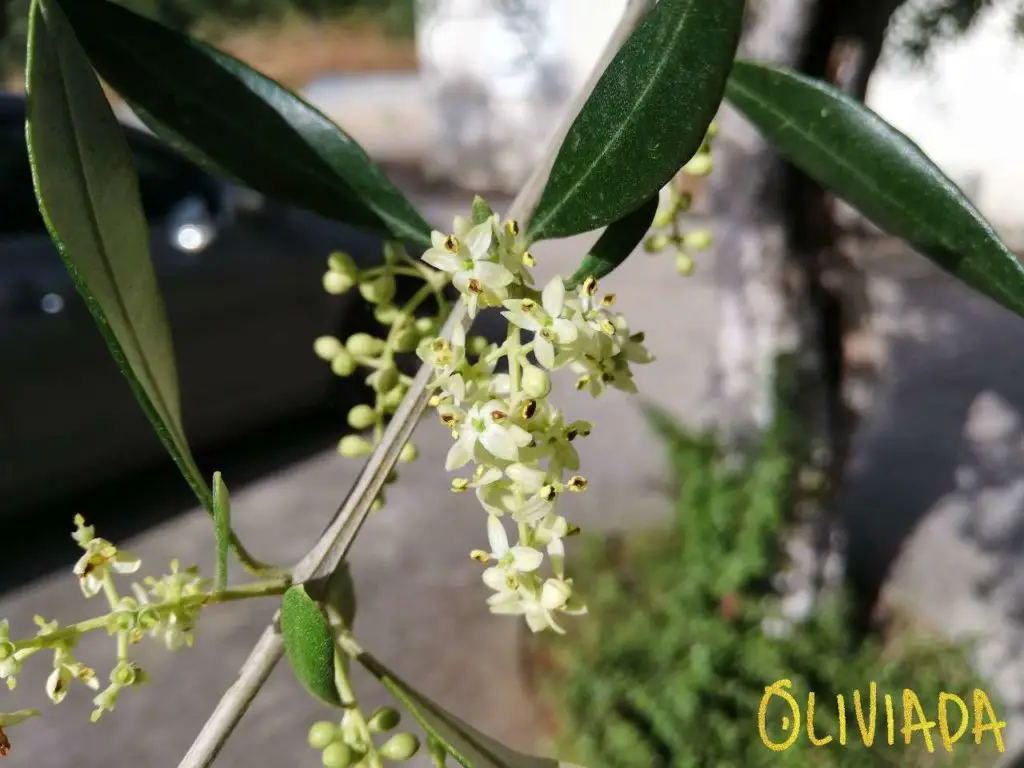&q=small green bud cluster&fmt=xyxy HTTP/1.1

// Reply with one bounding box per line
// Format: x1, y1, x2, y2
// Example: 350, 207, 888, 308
315, 244, 456, 513
307, 706, 419, 767
644, 121, 718, 276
